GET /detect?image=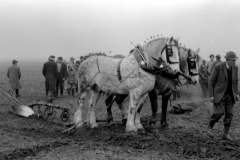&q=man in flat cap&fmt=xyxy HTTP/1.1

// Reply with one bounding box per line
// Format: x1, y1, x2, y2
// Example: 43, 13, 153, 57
55, 57, 67, 97
42, 55, 57, 99
7, 60, 21, 97
207, 51, 239, 140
